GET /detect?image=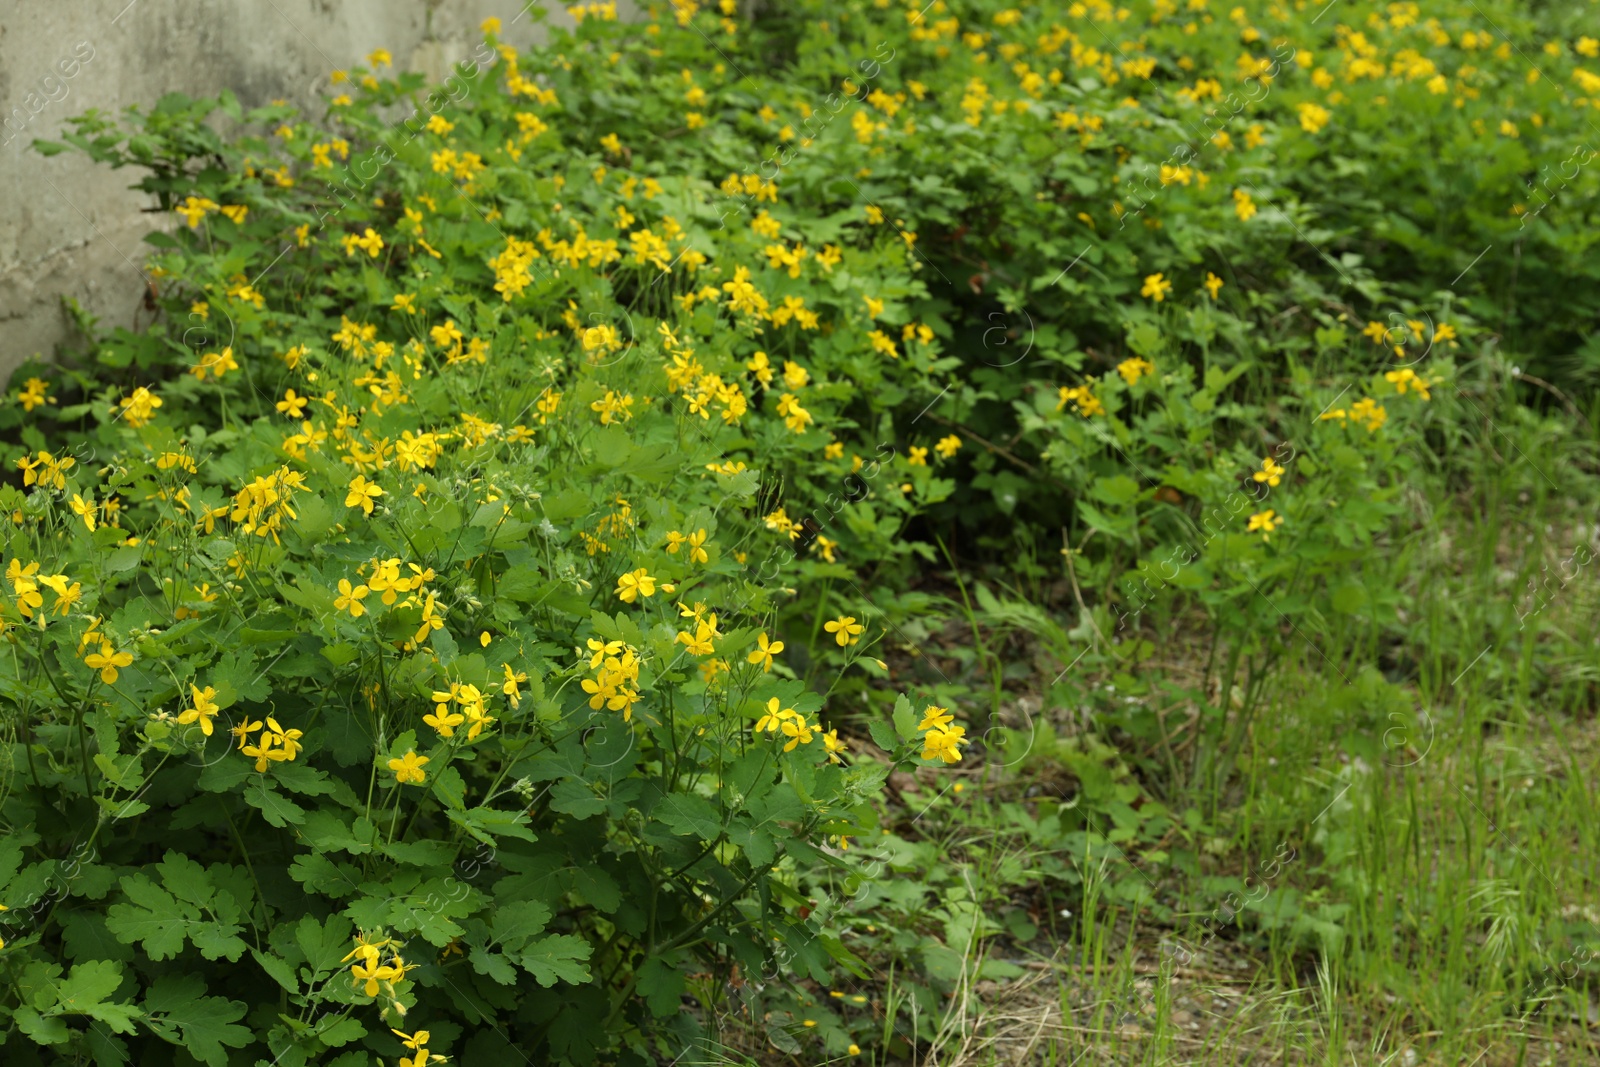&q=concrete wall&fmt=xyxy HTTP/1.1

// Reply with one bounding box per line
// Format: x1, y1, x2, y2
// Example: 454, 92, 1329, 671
0, 0, 566, 382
